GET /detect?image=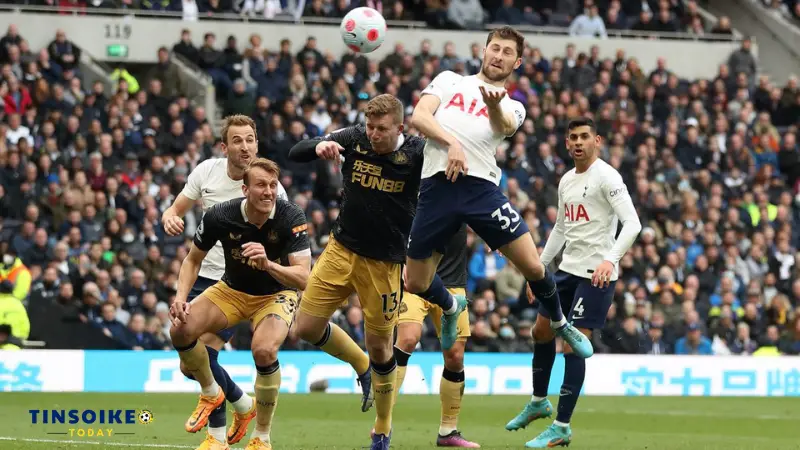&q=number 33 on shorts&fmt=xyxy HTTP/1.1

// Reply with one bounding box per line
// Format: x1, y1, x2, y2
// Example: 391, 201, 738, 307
492, 202, 521, 233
